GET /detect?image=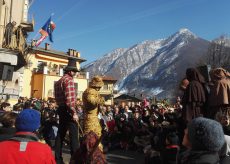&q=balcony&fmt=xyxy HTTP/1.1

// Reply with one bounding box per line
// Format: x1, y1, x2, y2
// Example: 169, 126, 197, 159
76, 72, 88, 79
33, 64, 87, 79
0, 21, 32, 53
19, 21, 34, 33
